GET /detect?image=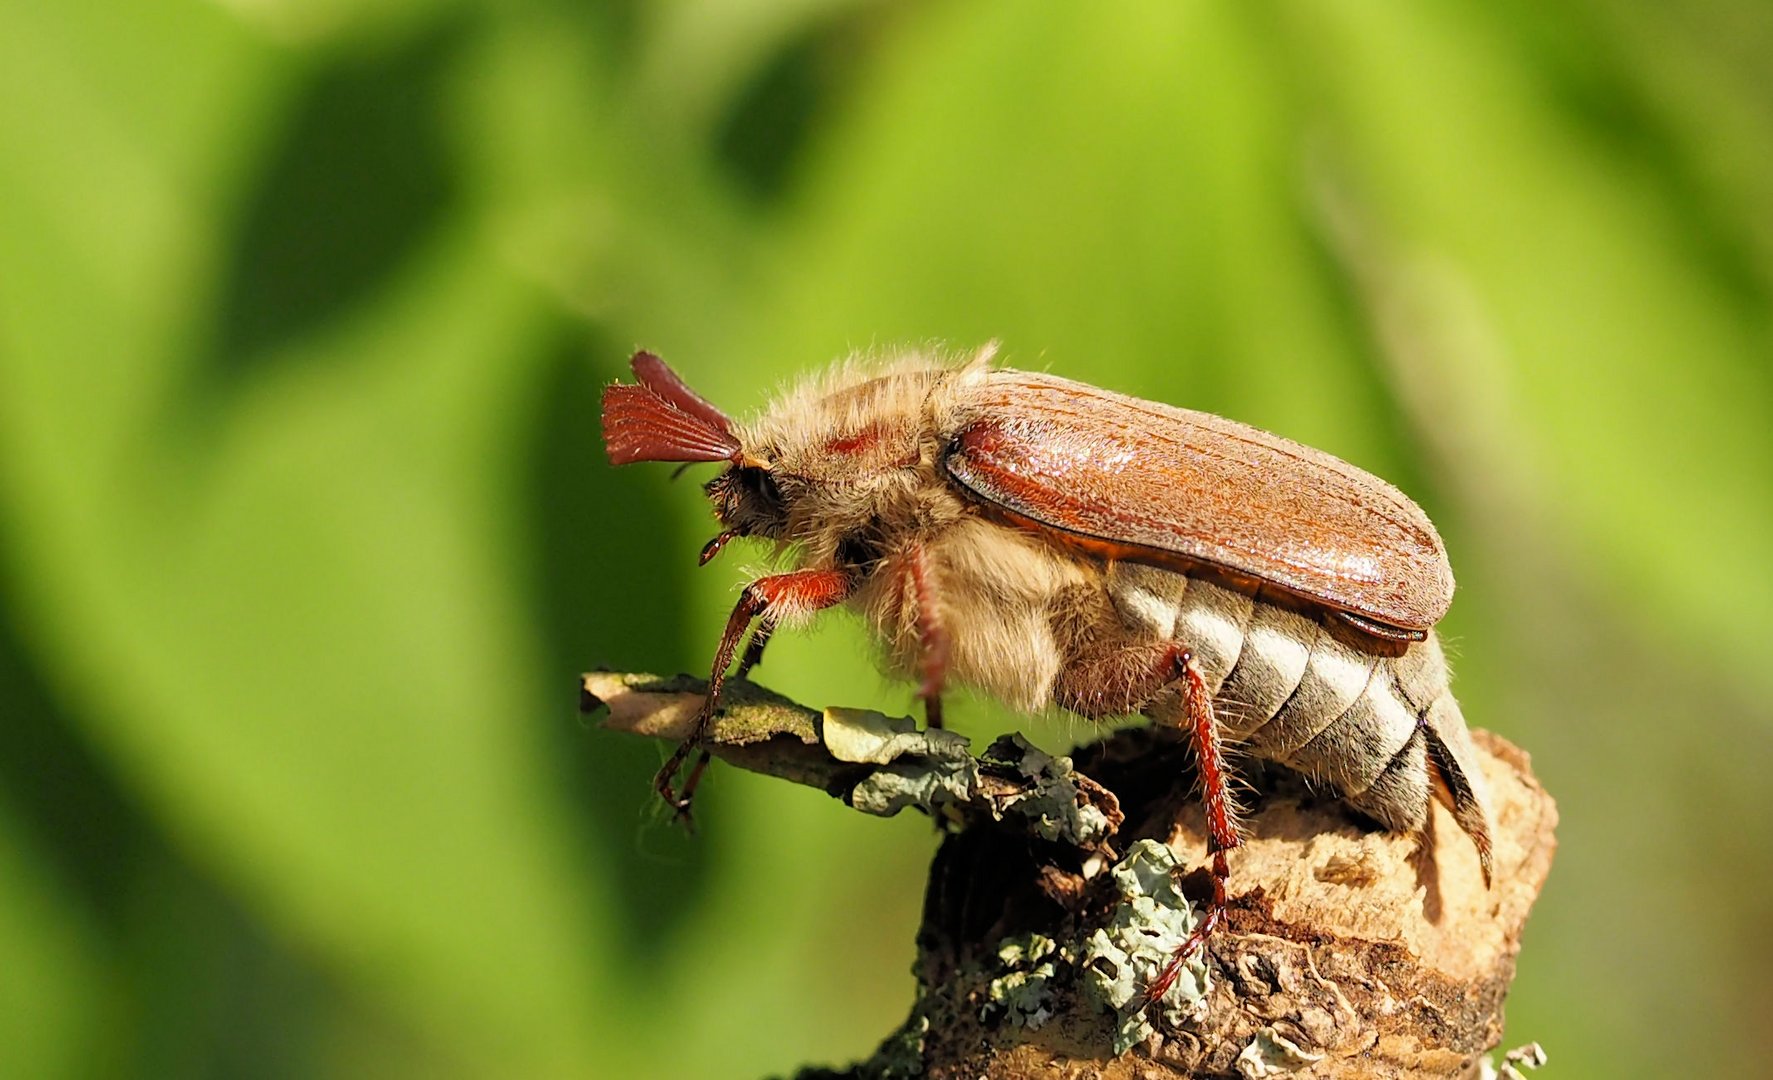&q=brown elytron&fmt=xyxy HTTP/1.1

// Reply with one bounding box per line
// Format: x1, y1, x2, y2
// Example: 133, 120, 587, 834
947, 373, 1453, 636
598, 346, 1493, 1006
